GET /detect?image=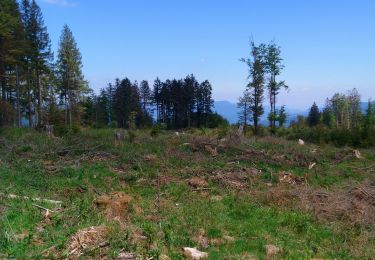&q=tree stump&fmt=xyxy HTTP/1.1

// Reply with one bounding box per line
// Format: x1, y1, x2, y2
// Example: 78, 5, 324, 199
45, 125, 54, 138
114, 131, 122, 146
237, 125, 244, 136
